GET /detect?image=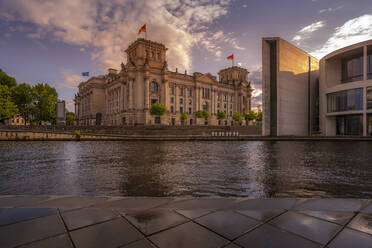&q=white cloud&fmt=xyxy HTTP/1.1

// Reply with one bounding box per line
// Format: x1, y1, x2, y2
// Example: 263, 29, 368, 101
292, 20, 325, 44
248, 67, 262, 109
319, 6, 342, 14
0, 0, 240, 71
65, 99, 75, 112
55, 71, 84, 90
311, 14, 372, 59
242, 4, 247, 8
